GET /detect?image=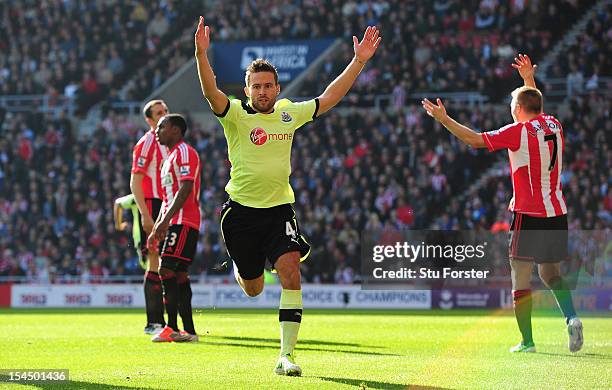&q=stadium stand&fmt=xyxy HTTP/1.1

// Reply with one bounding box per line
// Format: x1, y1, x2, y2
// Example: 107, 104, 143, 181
1, 92, 608, 283
297, 0, 590, 104
1, 0, 596, 113
544, 2, 611, 98
123, 0, 598, 107
0, 0, 199, 113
